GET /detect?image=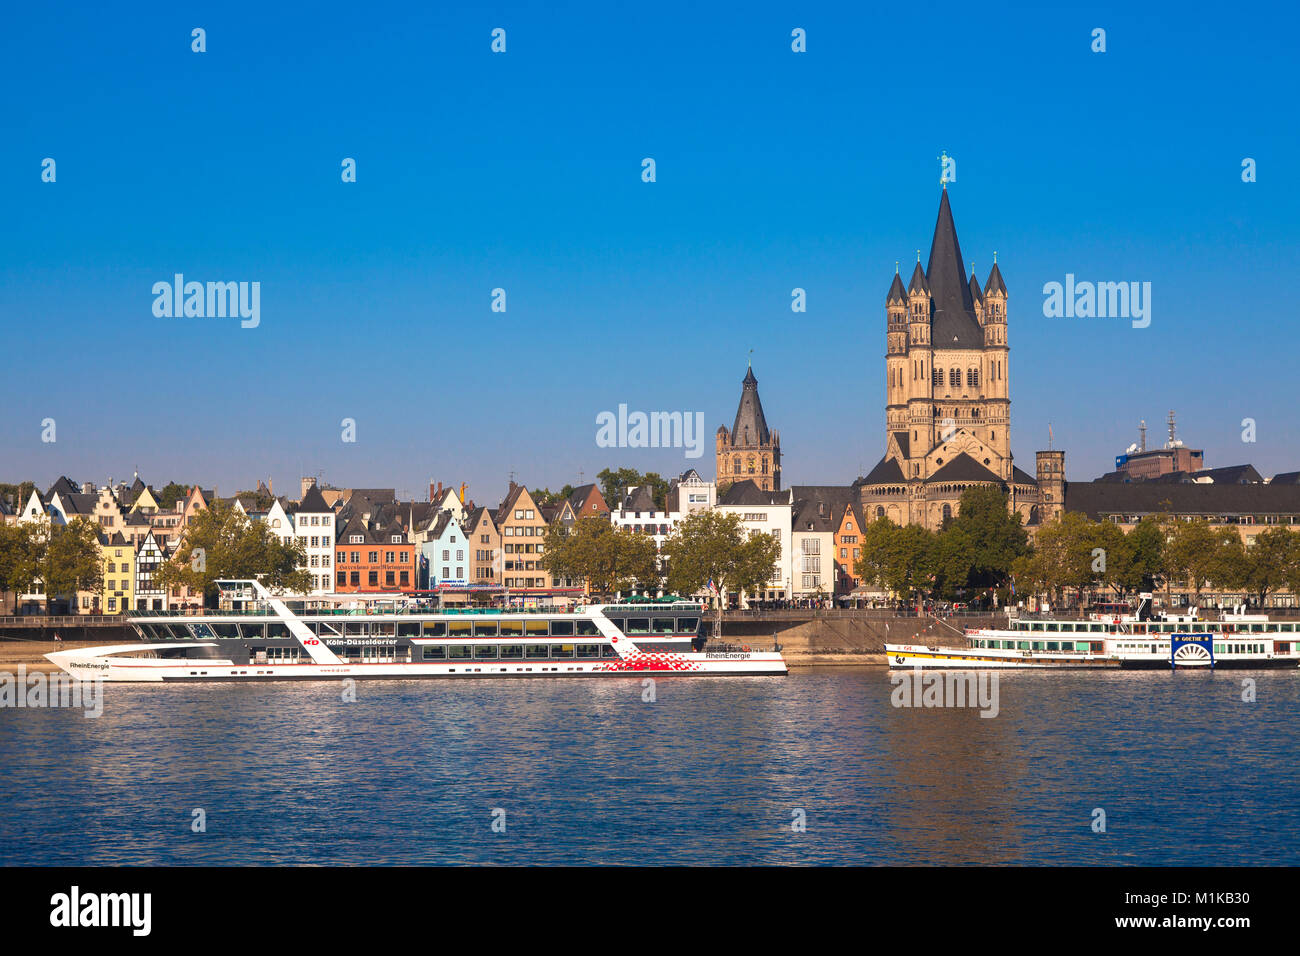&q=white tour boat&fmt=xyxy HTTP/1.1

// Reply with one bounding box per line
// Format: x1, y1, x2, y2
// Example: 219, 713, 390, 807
887, 594, 1300, 670
46, 580, 787, 682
